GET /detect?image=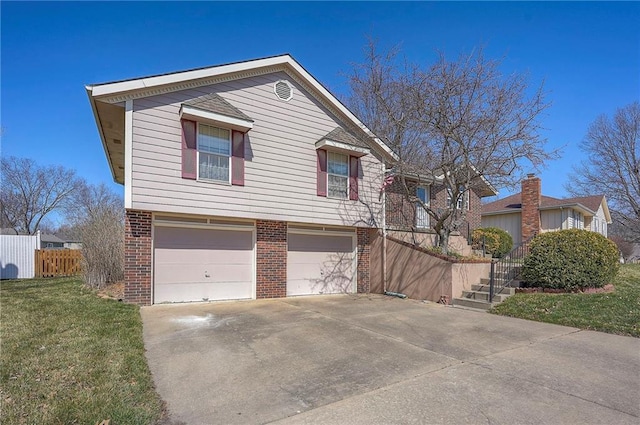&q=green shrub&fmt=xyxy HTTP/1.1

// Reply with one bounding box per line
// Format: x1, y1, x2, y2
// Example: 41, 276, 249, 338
522, 229, 620, 291
472, 227, 513, 258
